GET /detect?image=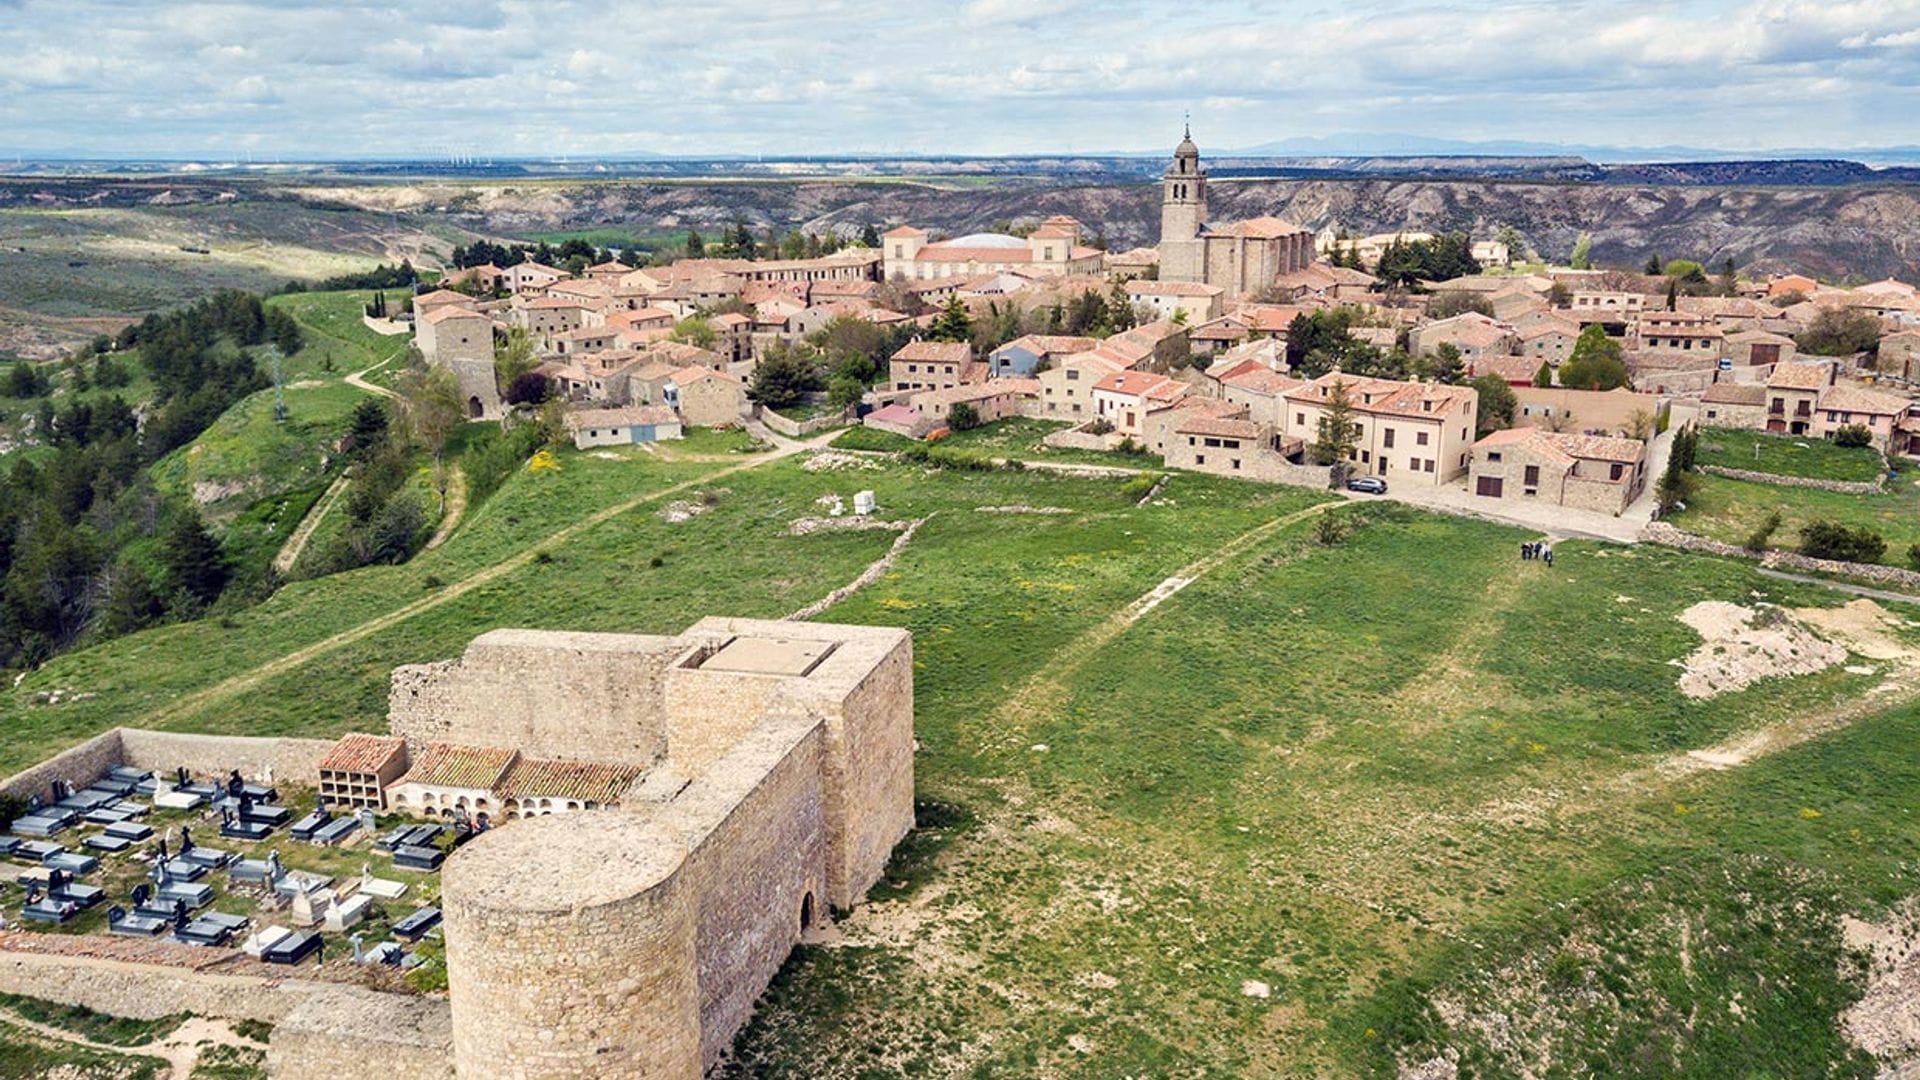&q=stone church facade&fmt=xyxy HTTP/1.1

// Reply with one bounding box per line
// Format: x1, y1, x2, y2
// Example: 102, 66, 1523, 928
1156, 129, 1316, 297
